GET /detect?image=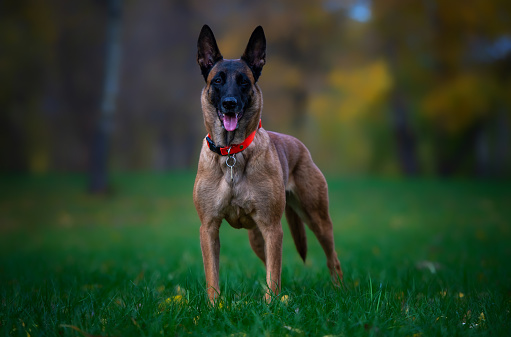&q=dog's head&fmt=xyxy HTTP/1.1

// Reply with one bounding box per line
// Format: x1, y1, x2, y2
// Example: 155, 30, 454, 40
197, 25, 266, 138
